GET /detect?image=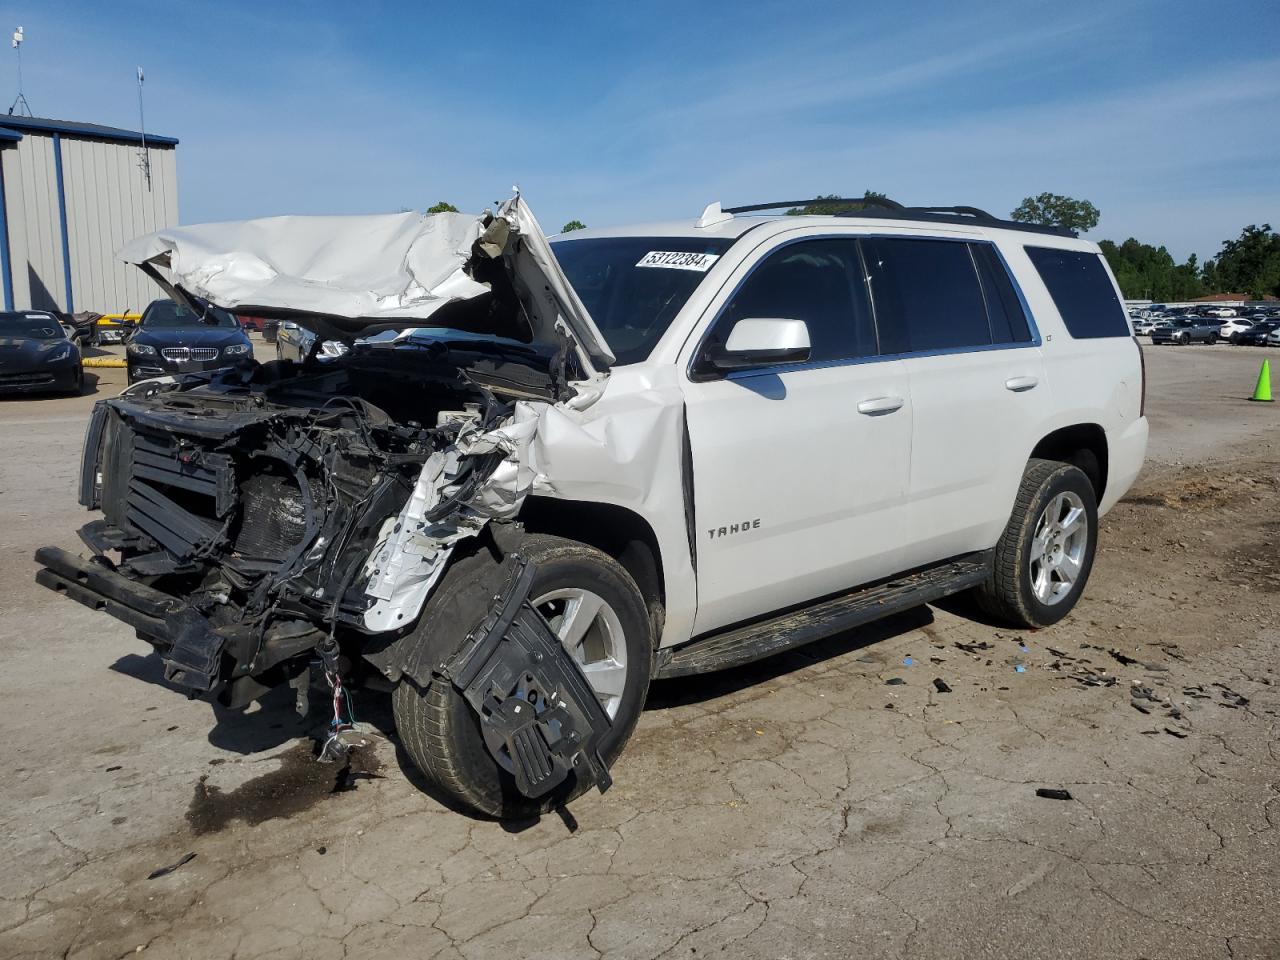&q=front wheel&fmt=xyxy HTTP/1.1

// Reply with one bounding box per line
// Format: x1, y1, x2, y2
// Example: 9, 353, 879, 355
393, 534, 652, 819
973, 459, 1098, 628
